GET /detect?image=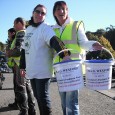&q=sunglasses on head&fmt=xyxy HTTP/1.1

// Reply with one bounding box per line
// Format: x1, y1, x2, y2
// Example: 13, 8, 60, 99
34, 10, 46, 16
